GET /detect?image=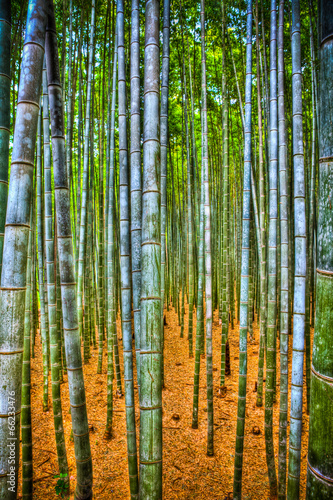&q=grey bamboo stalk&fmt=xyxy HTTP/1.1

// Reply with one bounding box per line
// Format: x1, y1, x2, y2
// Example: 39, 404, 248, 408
264, 0, 278, 495
182, 49, 194, 358
255, 0, 267, 409
86, 186, 94, 356
227, 30, 245, 134
37, 105, 49, 413
186, 33, 200, 235
97, 243, 105, 373
21, 208, 33, 500
76, 42, 83, 268
43, 60, 69, 481
56, 249, 65, 378
88, 81, 96, 356
0, 0, 10, 280
55, 257, 63, 383
77, 0, 95, 338
66, 0, 73, 190
114, 258, 123, 396
220, 0, 228, 390
139, 0, 162, 496
160, 0, 170, 386
201, 0, 214, 457
97, 100, 105, 374
45, 2, 93, 497
130, 0, 142, 390
233, 1, 252, 497
31, 219, 37, 361
227, 20, 261, 271
306, 0, 316, 411
83, 216, 91, 363
192, 152, 204, 429
287, 0, 306, 496
306, 3, 333, 496
117, 1, 139, 496
0, 2, 47, 496
105, 4, 111, 337
105, 30, 118, 440
277, 1, 289, 497
61, 0, 67, 103
43, 235, 50, 374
